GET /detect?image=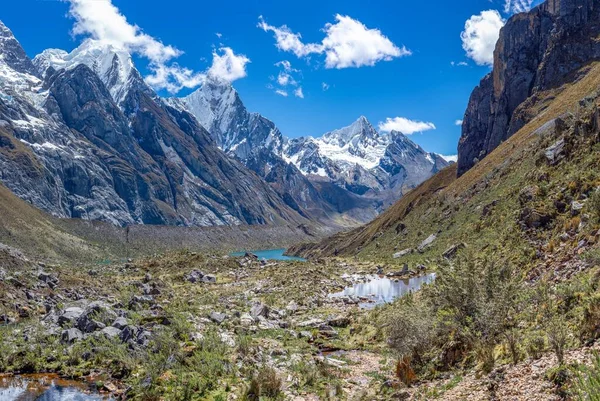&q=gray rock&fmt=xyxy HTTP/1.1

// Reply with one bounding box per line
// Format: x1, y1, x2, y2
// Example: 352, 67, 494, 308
185, 270, 205, 283
418, 234, 436, 252
61, 328, 83, 344
393, 249, 412, 259
112, 317, 129, 330
250, 303, 269, 320
58, 307, 84, 327
545, 139, 566, 165
572, 201, 585, 216
442, 243, 465, 259
202, 275, 217, 284
99, 326, 121, 339
209, 312, 227, 324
